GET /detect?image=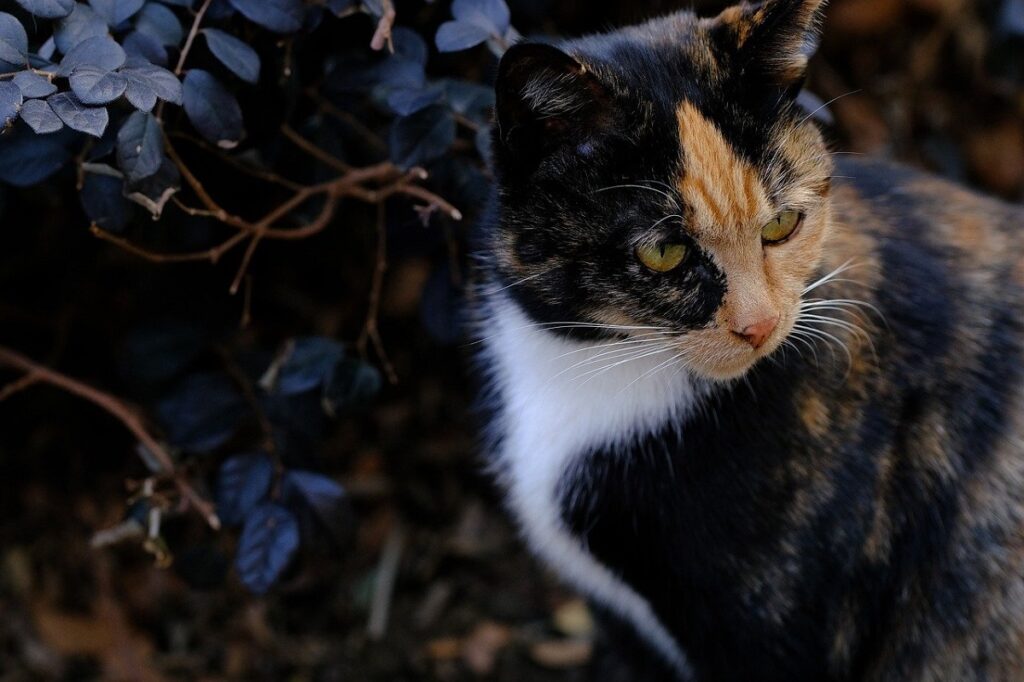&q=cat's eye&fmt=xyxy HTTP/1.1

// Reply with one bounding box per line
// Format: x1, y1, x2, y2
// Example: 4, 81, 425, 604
636, 242, 688, 273
761, 211, 803, 244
